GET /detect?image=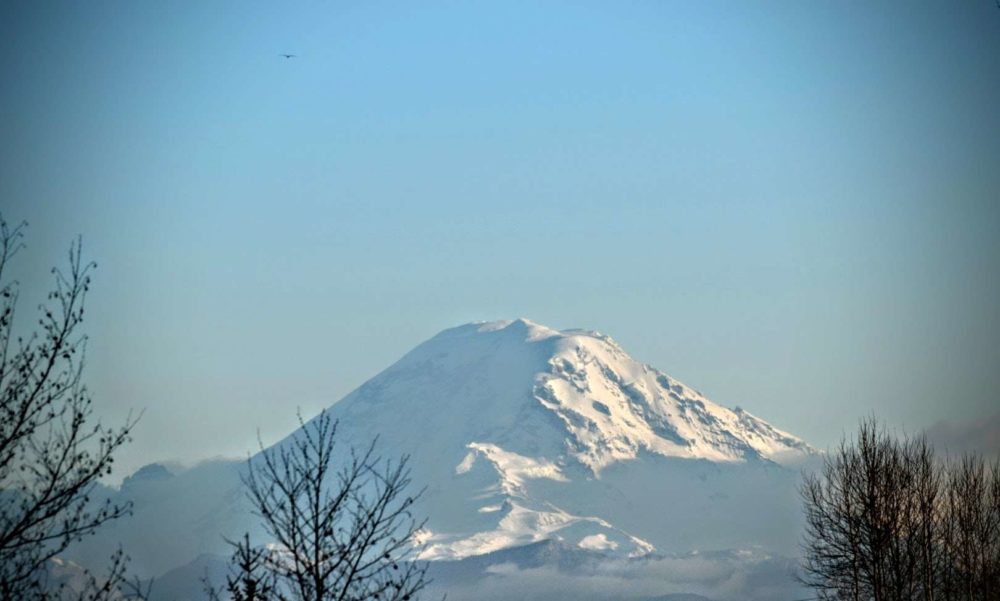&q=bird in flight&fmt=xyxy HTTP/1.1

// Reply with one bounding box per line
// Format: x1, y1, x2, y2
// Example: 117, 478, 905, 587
279, 54, 297, 59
